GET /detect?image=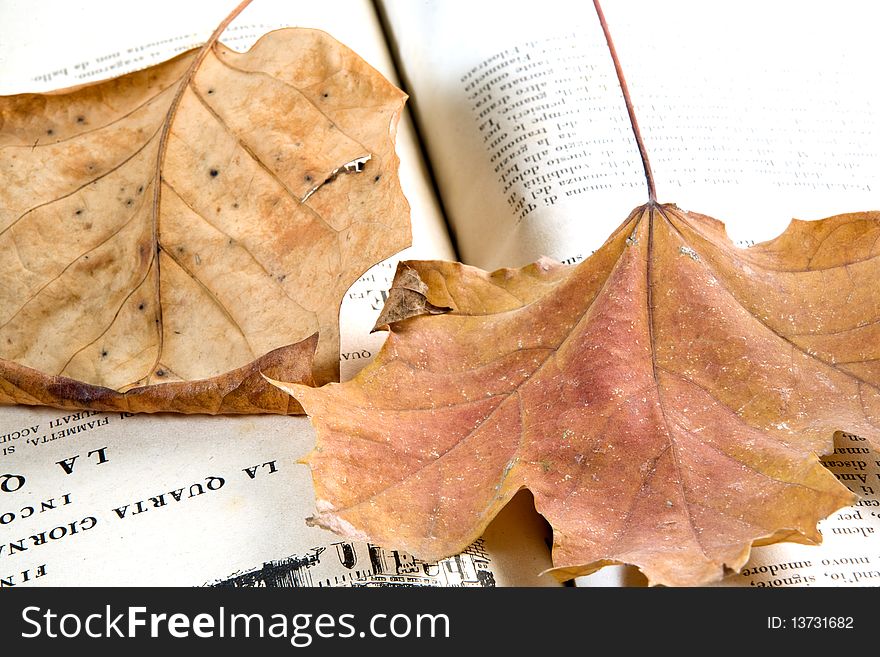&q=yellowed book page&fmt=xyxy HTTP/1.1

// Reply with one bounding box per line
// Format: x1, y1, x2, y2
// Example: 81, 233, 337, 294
380, 0, 880, 269
0, 406, 557, 587
0, 1, 556, 587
